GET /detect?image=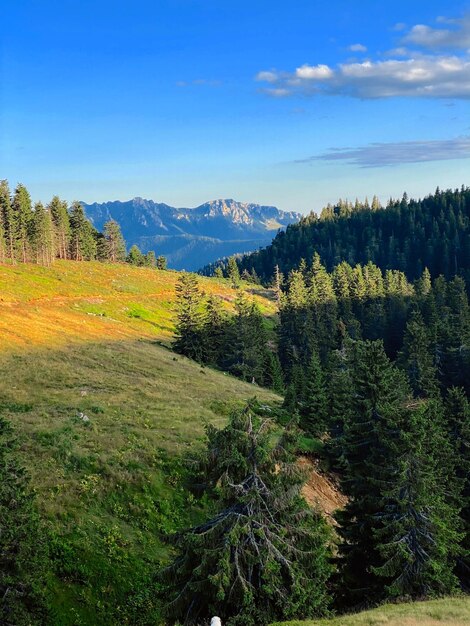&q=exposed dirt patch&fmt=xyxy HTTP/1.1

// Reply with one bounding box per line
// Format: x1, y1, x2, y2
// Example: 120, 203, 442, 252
298, 456, 347, 523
